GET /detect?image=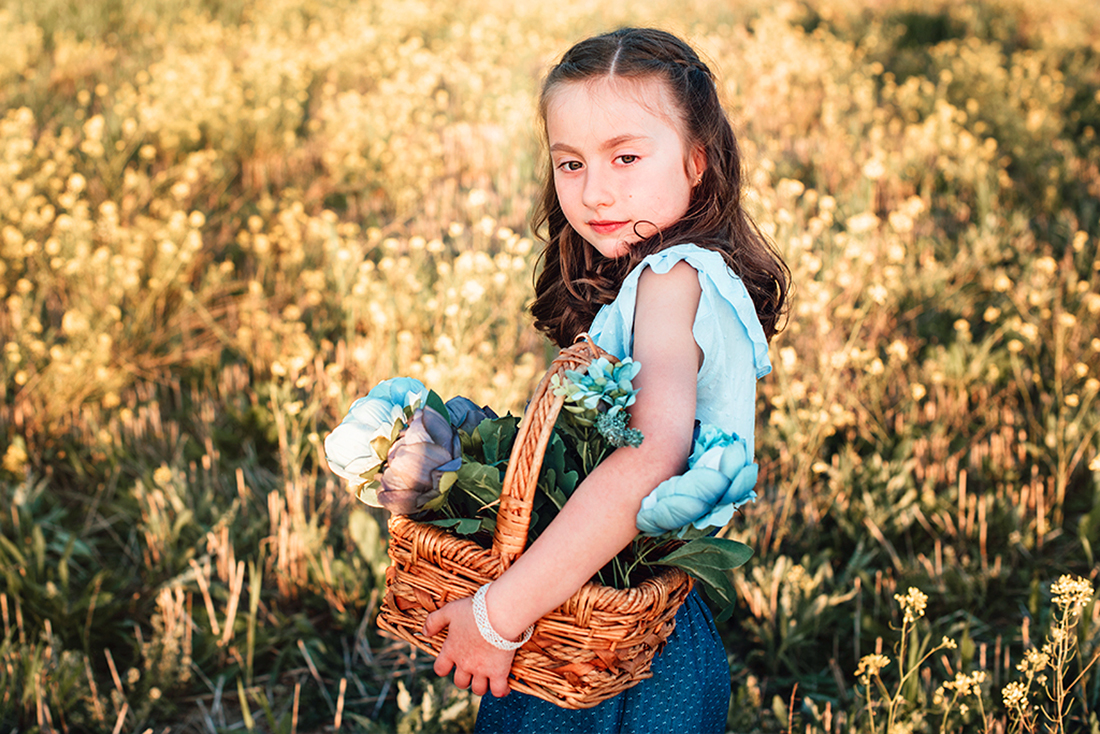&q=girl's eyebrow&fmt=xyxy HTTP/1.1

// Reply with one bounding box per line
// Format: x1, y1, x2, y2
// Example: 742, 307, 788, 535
549, 134, 651, 155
